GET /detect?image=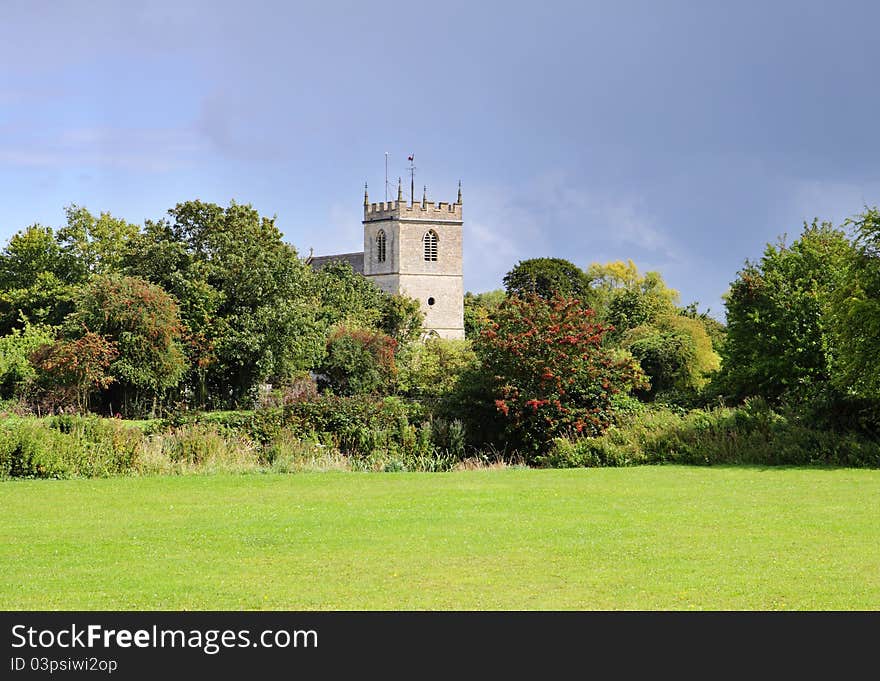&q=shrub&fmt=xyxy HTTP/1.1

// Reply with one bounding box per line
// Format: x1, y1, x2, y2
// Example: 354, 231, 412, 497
395, 338, 478, 399
0, 323, 55, 400
538, 400, 880, 469
31, 332, 118, 412
319, 327, 397, 396
474, 294, 647, 459
0, 415, 144, 478
68, 274, 187, 415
